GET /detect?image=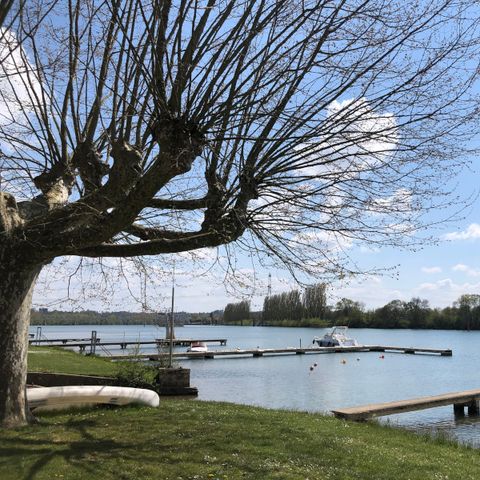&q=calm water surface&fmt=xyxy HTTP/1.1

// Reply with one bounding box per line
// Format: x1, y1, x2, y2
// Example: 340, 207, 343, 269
30, 324, 480, 446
